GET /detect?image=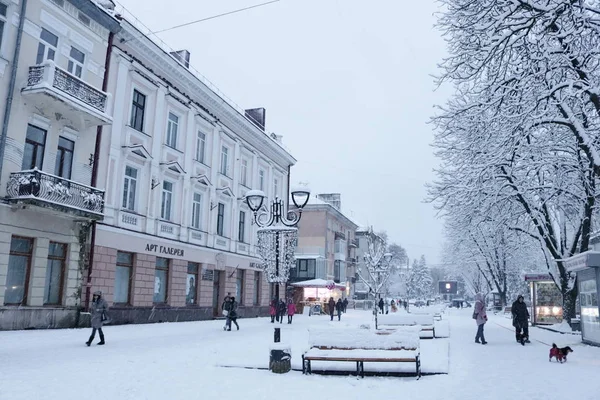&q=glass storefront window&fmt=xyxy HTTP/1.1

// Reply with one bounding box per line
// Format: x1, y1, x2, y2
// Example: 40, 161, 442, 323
580, 278, 600, 344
